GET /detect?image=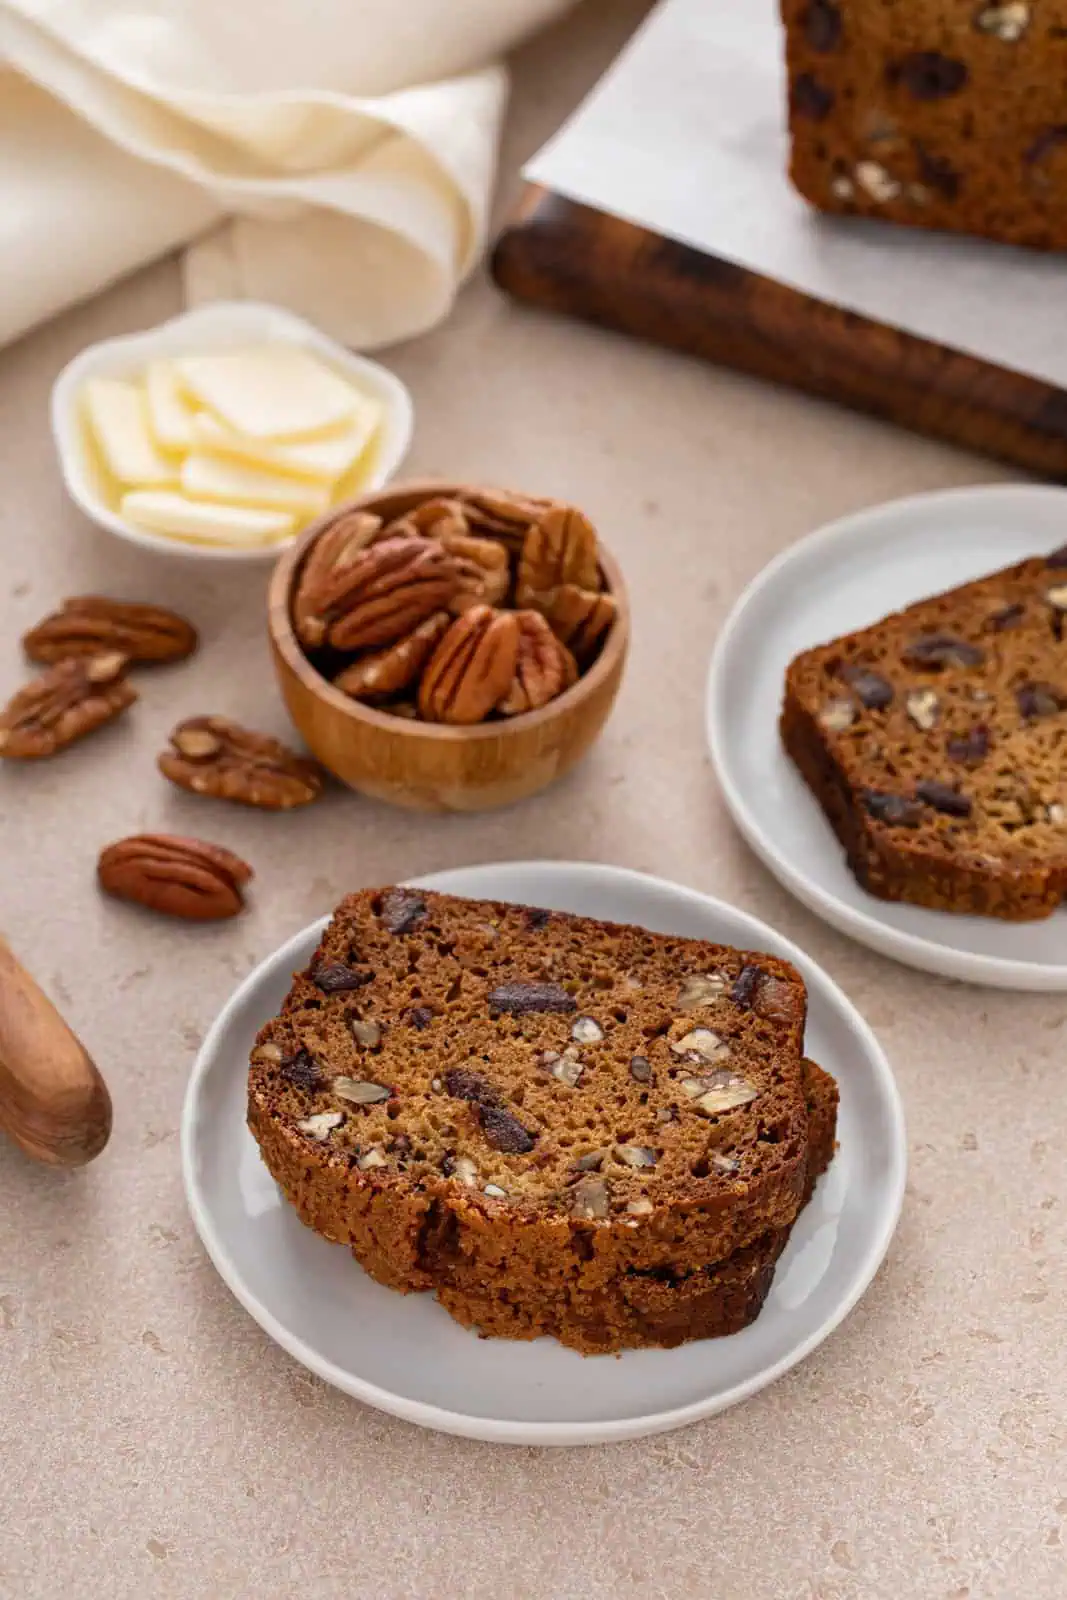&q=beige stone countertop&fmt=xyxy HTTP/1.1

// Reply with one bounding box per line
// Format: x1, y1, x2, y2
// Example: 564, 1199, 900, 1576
1, 5, 1064, 1597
